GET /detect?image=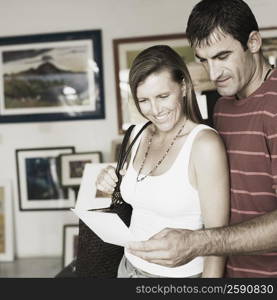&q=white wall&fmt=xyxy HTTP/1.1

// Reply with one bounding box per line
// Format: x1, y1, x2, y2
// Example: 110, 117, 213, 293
0, 0, 276, 258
